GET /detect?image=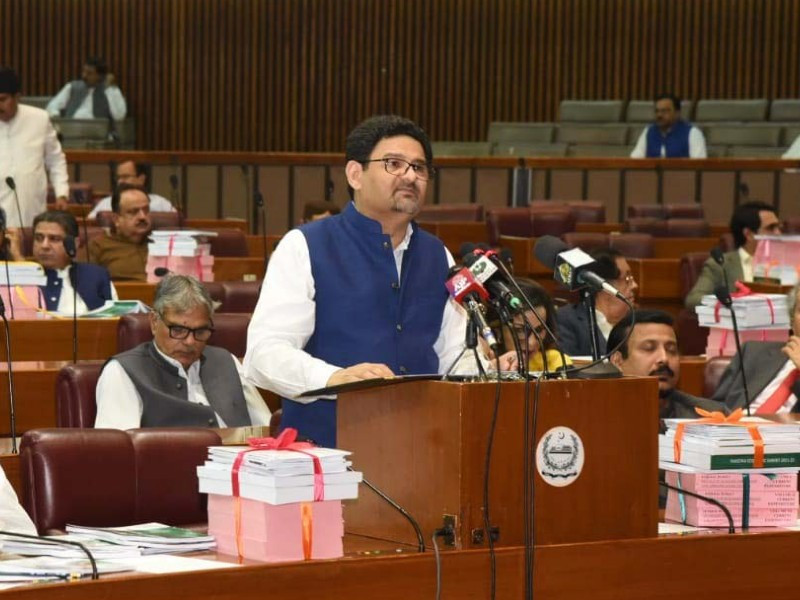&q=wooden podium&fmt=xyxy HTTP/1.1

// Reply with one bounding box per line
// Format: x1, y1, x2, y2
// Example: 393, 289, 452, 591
337, 377, 659, 549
